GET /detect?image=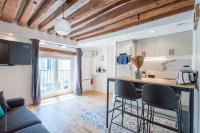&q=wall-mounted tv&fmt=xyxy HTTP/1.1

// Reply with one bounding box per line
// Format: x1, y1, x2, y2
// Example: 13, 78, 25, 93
0, 39, 31, 65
